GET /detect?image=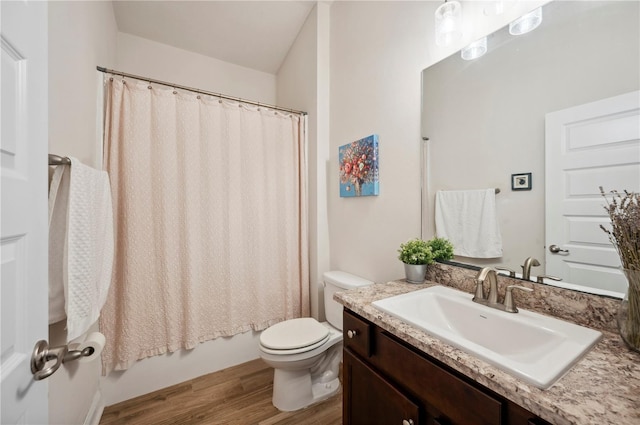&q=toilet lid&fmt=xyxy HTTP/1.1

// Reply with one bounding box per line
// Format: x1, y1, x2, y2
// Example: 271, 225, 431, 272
260, 318, 329, 350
